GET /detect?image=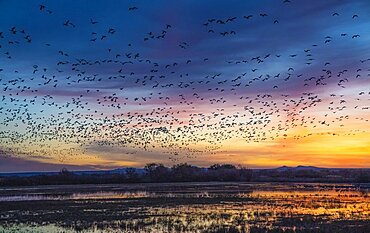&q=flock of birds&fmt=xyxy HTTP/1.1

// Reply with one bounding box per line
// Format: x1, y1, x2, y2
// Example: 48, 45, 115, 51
0, 1, 369, 164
